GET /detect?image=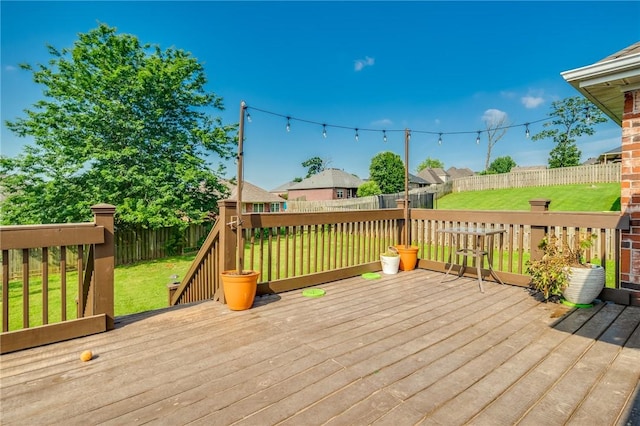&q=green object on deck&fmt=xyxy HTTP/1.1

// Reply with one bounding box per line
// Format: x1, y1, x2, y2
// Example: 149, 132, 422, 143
361, 272, 381, 280
302, 288, 326, 298
561, 299, 593, 309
